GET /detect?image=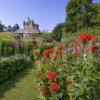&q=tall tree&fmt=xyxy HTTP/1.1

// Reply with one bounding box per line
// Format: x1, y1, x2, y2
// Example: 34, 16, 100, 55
91, 3, 100, 27
0, 21, 3, 32
7, 25, 12, 32
66, 0, 96, 32
12, 24, 20, 32
52, 23, 66, 41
